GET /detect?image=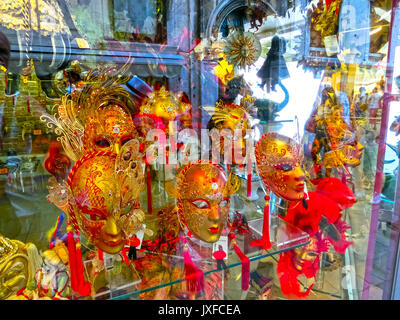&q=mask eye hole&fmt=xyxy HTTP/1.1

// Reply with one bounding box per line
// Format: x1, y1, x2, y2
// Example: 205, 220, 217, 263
123, 151, 132, 161
95, 138, 110, 148
307, 252, 318, 258
191, 199, 210, 209
274, 164, 293, 171
84, 211, 104, 222
219, 197, 229, 207
121, 136, 132, 146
